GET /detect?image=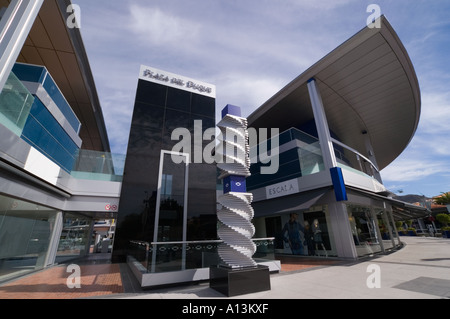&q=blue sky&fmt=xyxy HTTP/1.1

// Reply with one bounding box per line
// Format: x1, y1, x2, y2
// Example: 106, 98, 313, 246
75, 0, 450, 198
